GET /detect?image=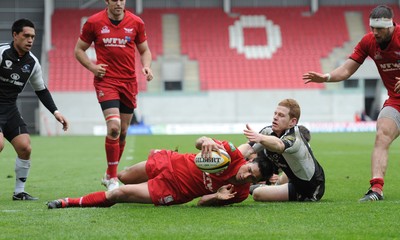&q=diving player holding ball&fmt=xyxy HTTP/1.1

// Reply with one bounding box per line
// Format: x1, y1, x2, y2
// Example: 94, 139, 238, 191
47, 136, 269, 208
